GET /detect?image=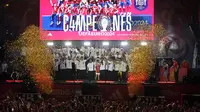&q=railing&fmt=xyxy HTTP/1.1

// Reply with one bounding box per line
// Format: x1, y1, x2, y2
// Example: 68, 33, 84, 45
16, 93, 41, 100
